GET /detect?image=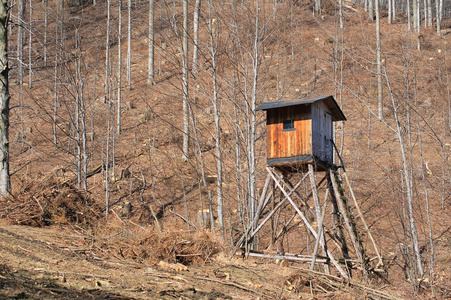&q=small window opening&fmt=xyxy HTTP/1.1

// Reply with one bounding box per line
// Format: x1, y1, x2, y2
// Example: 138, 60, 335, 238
282, 120, 295, 131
